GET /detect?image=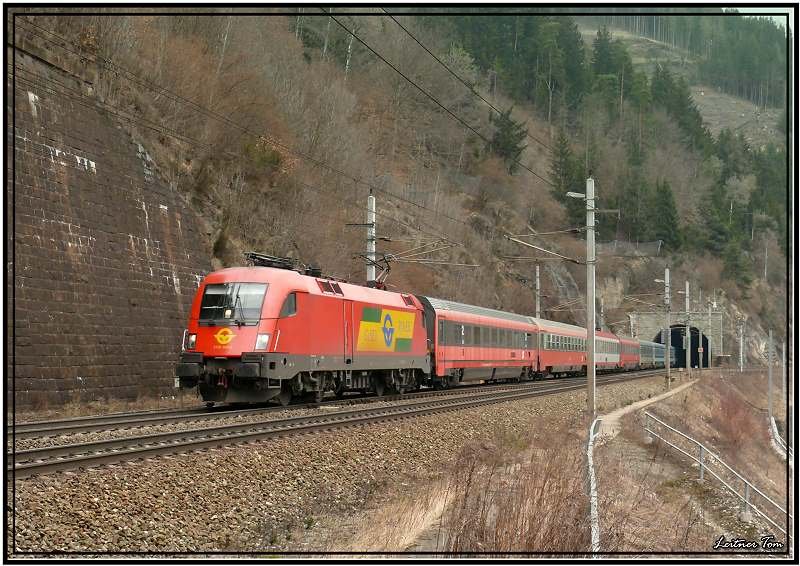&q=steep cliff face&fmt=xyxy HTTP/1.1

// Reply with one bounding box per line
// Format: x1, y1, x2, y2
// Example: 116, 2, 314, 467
9, 42, 212, 405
